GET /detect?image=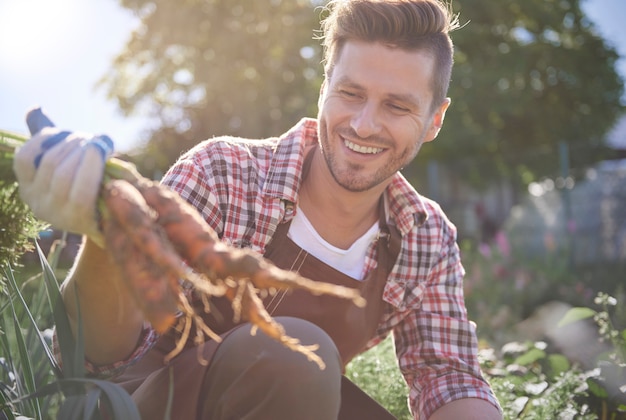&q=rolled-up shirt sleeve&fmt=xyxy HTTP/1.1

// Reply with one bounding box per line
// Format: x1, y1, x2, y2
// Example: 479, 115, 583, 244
52, 322, 160, 379
393, 221, 501, 418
